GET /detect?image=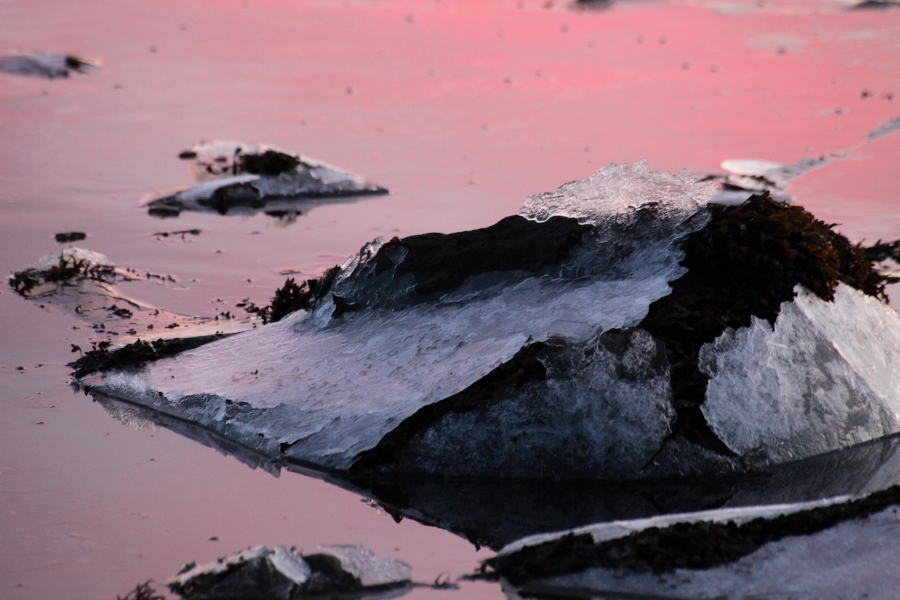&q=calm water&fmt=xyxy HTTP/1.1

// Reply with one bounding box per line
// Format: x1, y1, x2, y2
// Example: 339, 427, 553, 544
1, 0, 899, 598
